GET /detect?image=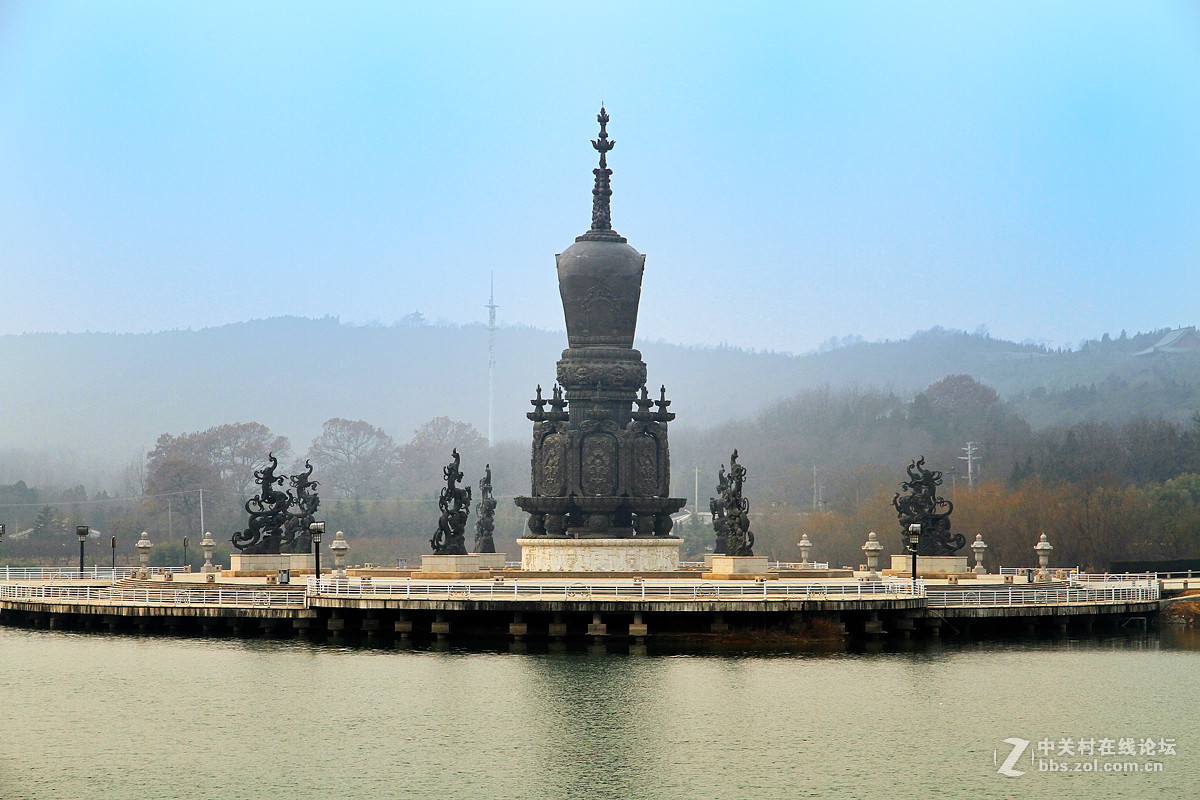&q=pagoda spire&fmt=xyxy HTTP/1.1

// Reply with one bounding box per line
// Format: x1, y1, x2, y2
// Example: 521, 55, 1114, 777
578, 106, 626, 243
